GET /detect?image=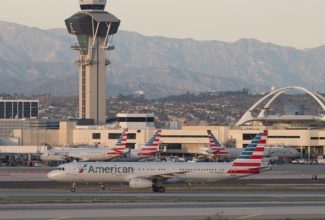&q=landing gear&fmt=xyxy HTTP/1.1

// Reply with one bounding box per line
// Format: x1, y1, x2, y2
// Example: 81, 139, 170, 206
100, 184, 106, 191
71, 182, 76, 192
158, 186, 166, 193
152, 185, 159, 193
152, 185, 166, 193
